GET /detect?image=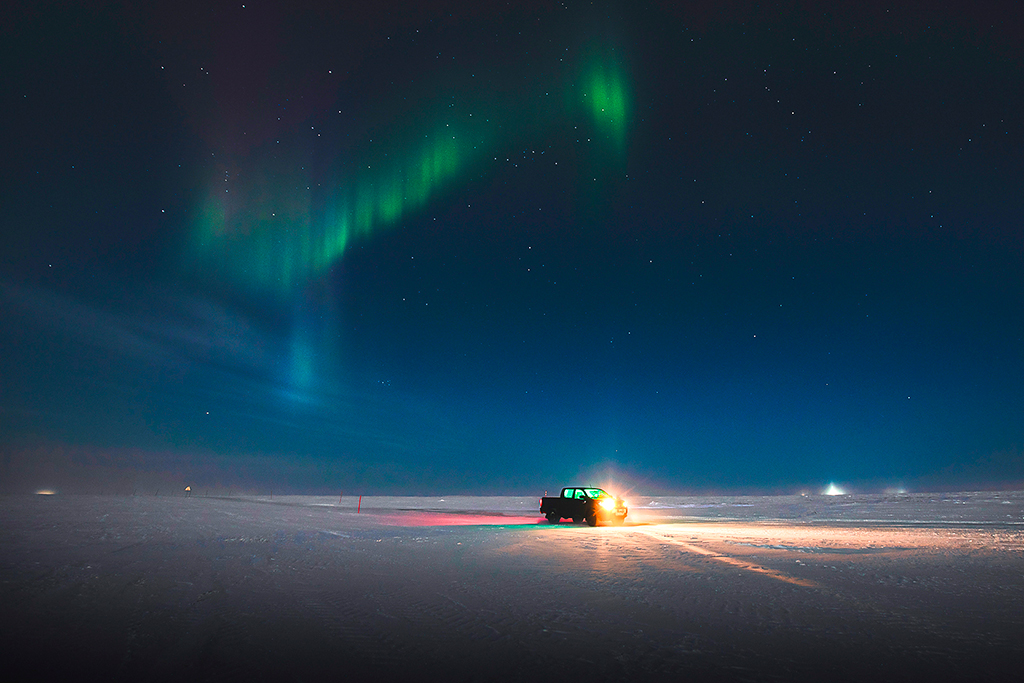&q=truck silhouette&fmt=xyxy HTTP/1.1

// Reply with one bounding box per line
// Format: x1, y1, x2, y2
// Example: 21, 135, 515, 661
540, 487, 628, 526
